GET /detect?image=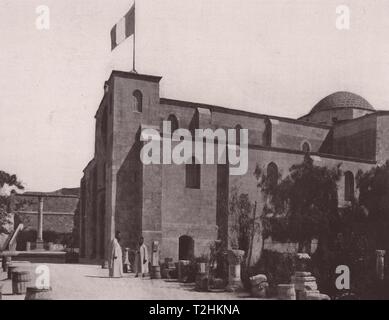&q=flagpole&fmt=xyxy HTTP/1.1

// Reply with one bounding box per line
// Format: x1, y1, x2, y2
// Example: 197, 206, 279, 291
132, 0, 137, 73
